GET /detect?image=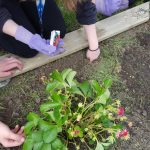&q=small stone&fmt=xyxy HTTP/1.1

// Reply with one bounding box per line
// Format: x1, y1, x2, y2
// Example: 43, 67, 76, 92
137, 109, 141, 114
12, 112, 19, 117
128, 122, 133, 128
35, 98, 41, 104
142, 110, 147, 116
